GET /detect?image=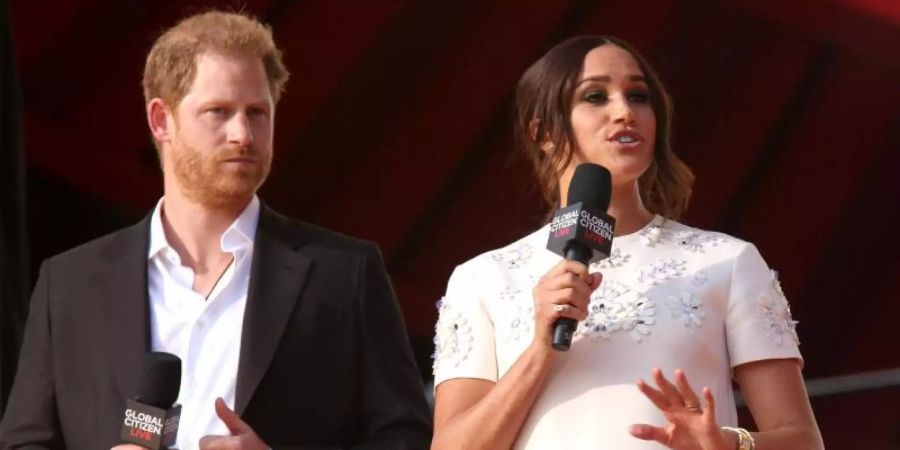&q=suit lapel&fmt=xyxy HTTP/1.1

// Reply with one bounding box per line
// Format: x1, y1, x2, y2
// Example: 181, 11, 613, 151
235, 206, 311, 414
95, 216, 151, 400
